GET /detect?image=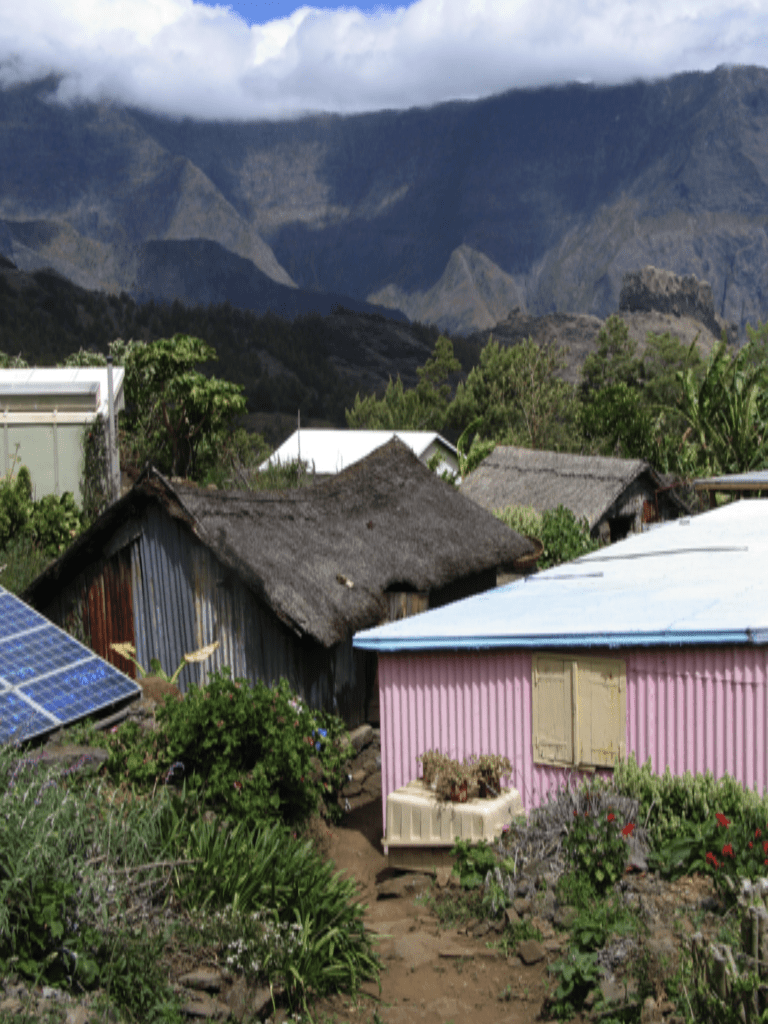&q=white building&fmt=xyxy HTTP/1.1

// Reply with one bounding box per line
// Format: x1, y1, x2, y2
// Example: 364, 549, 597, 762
261, 429, 459, 478
0, 367, 124, 504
